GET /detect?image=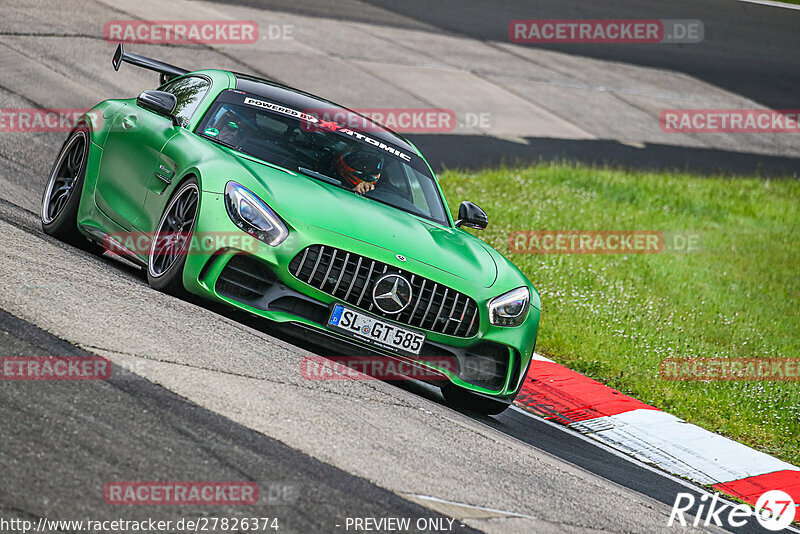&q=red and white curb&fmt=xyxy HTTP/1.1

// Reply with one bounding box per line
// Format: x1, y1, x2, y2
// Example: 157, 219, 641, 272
515, 354, 800, 509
